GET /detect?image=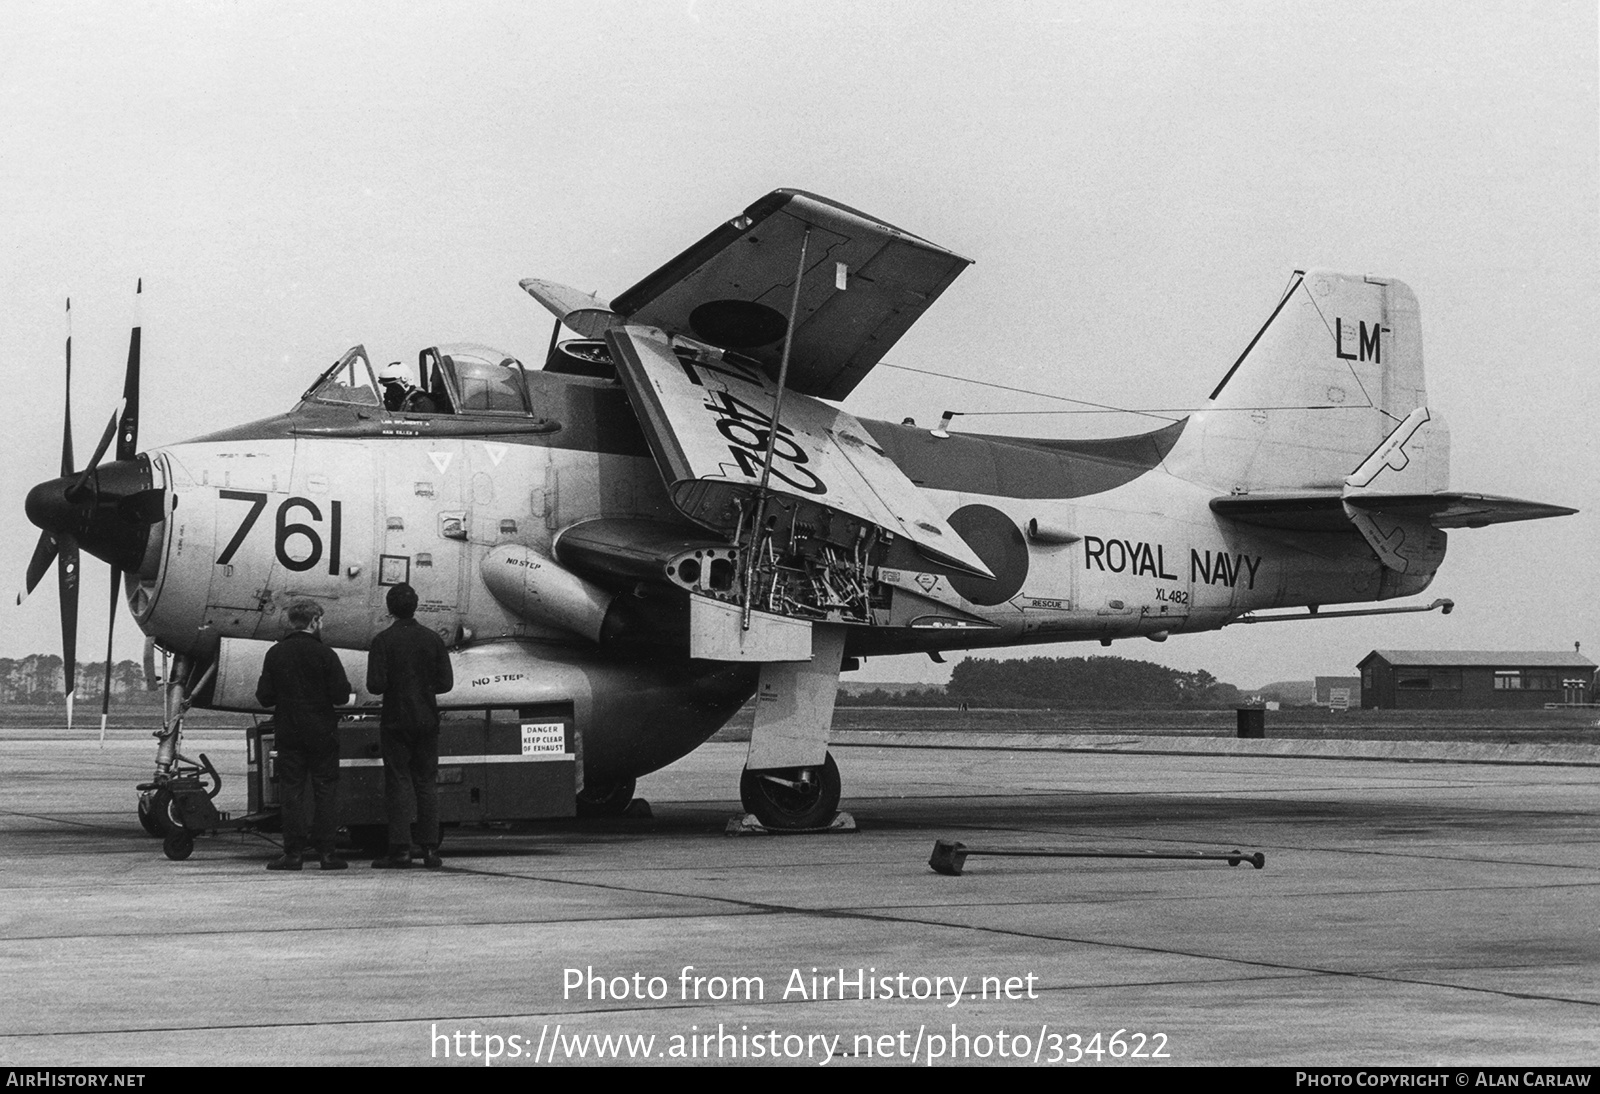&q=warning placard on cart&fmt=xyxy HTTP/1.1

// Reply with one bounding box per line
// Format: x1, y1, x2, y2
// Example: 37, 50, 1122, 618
521, 722, 569, 757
